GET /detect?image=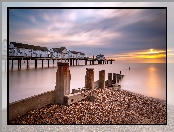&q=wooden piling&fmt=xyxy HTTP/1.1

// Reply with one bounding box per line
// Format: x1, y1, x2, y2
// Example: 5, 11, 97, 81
85, 68, 94, 90
11, 59, 13, 69
55, 62, 70, 104
113, 73, 116, 83
99, 70, 105, 89
76, 59, 77, 65
42, 60, 43, 68
108, 73, 112, 87
72, 59, 74, 66
27, 60, 29, 68
18, 60, 19, 69
48, 59, 49, 67
35, 59, 37, 68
